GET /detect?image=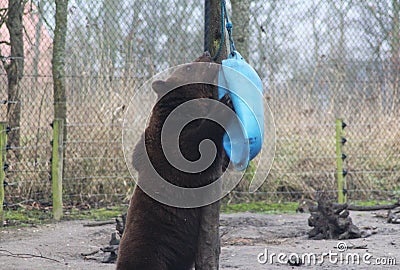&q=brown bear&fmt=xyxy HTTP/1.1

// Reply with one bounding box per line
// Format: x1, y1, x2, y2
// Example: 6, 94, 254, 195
116, 52, 232, 270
